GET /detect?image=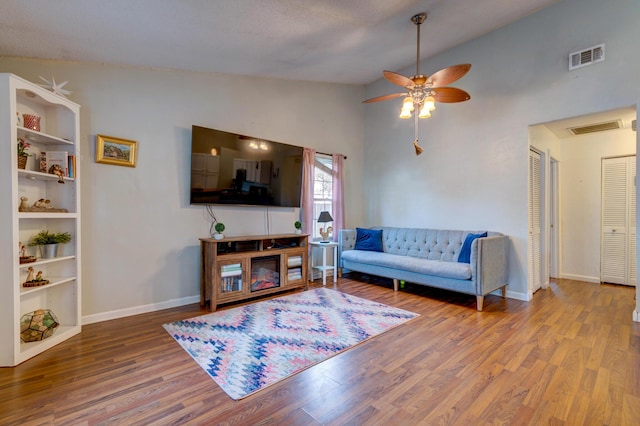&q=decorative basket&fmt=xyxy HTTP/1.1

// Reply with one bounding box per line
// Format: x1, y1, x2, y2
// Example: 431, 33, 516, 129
18, 155, 28, 169
19, 256, 37, 264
